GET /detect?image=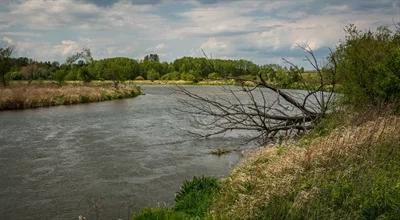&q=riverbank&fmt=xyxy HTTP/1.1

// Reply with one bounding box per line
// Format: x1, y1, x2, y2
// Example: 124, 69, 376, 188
0, 82, 141, 110
133, 78, 337, 91
133, 111, 400, 219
